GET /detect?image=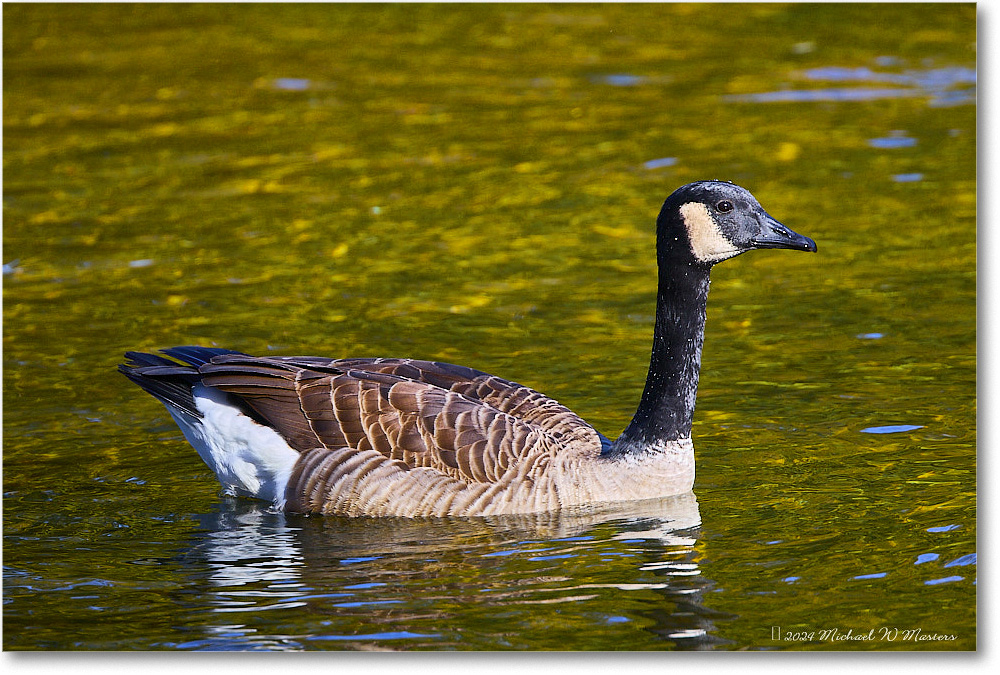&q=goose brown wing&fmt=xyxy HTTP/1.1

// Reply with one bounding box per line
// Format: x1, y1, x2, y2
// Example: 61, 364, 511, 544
198, 355, 602, 484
